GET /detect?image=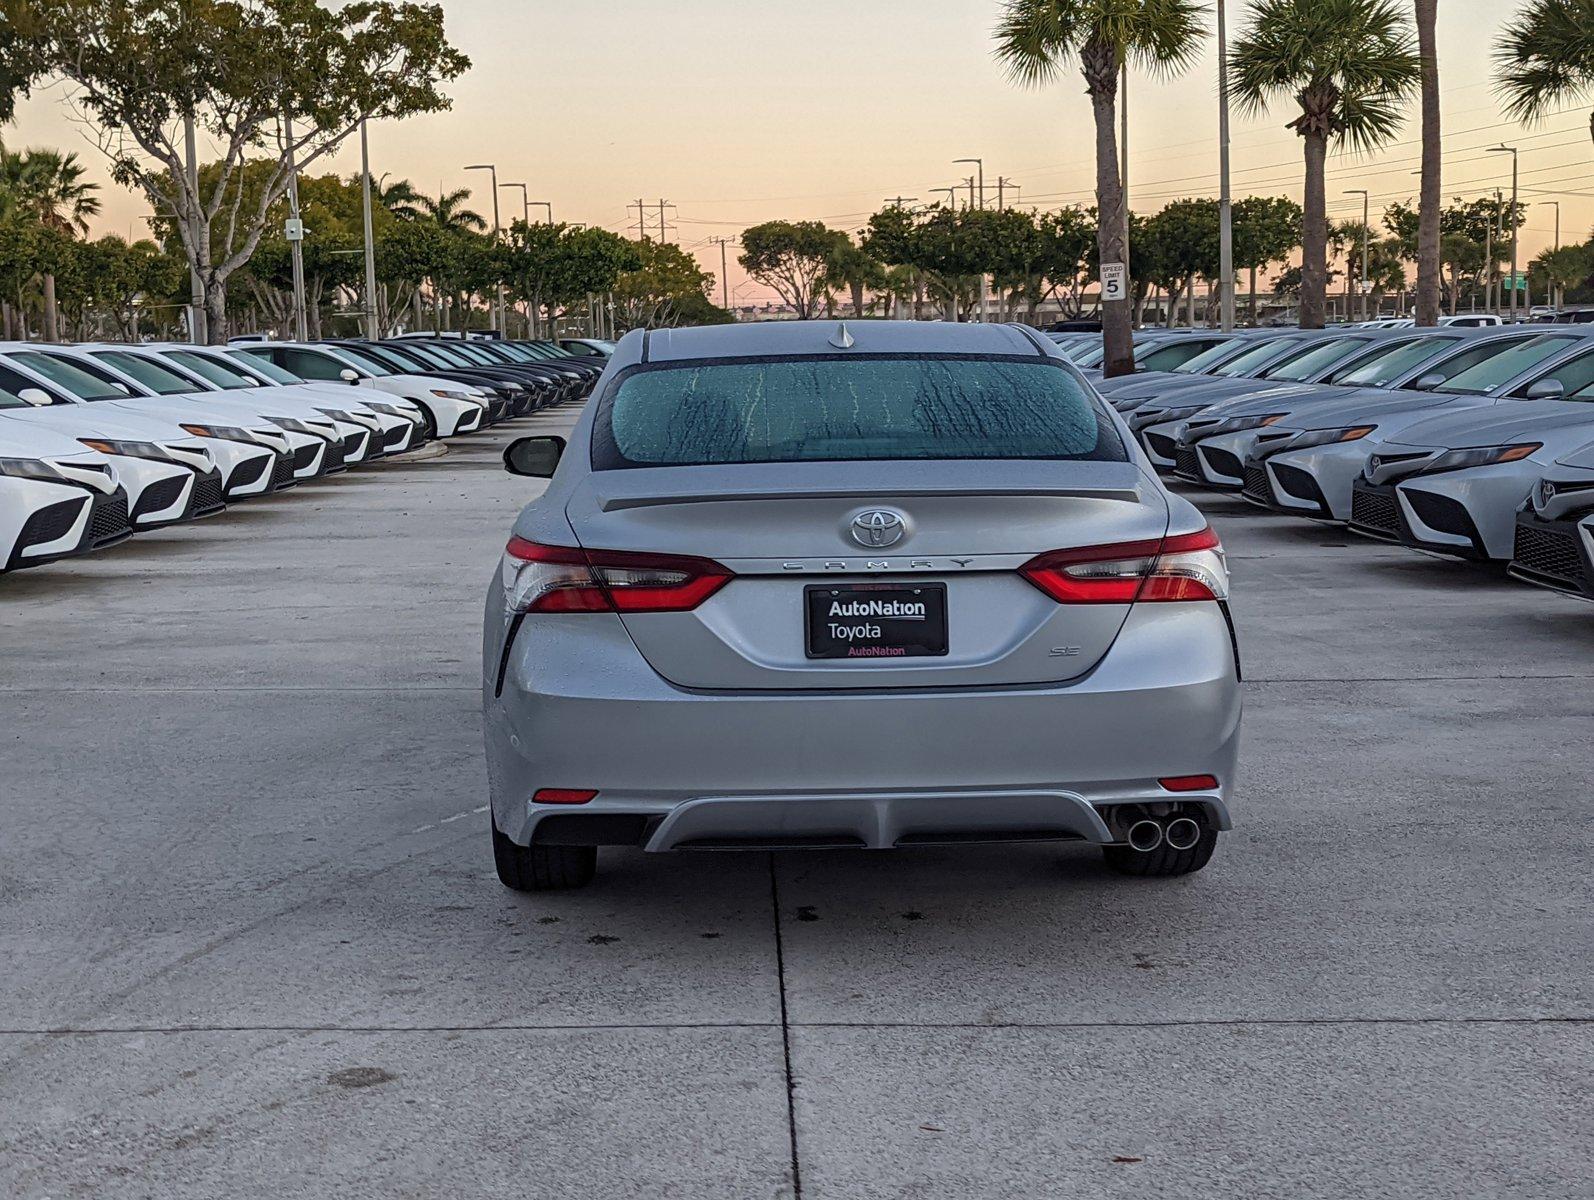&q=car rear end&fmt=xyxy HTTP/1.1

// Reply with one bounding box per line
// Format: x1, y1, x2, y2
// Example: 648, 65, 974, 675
483, 325, 1240, 886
